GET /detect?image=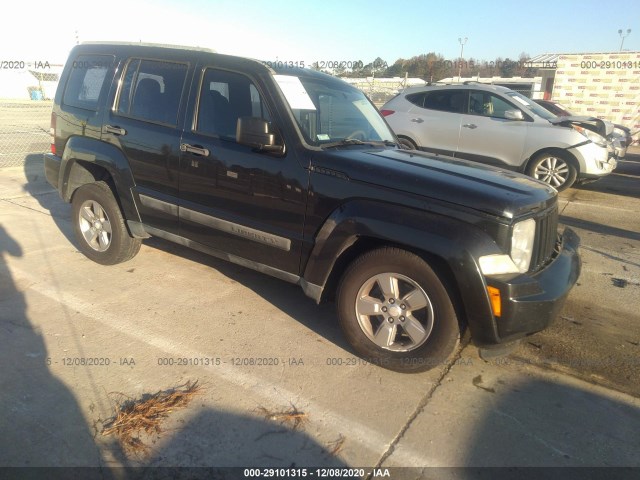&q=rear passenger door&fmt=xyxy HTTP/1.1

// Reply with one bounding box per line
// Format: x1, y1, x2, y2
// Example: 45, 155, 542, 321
406, 90, 465, 156
178, 66, 307, 275
102, 57, 192, 235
